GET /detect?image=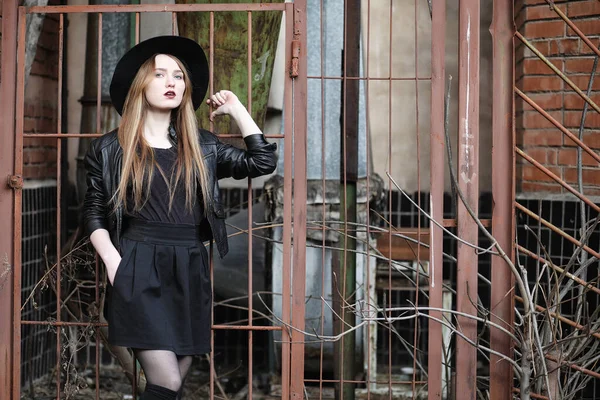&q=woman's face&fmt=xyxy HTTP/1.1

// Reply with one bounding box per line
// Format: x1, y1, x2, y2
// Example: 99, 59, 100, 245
144, 54, 186, 111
